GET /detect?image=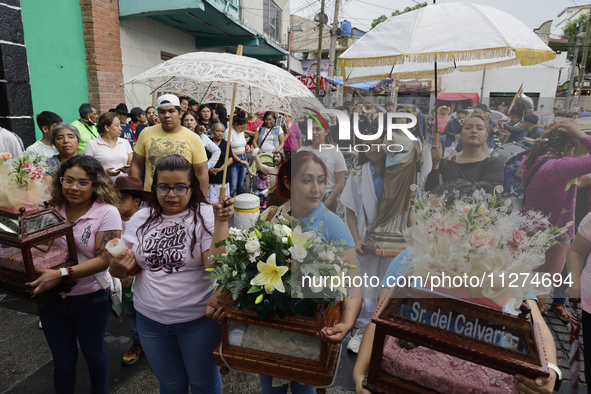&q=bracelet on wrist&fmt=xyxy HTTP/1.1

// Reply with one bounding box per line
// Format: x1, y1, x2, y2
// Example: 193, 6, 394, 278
67, 266, 74, 281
